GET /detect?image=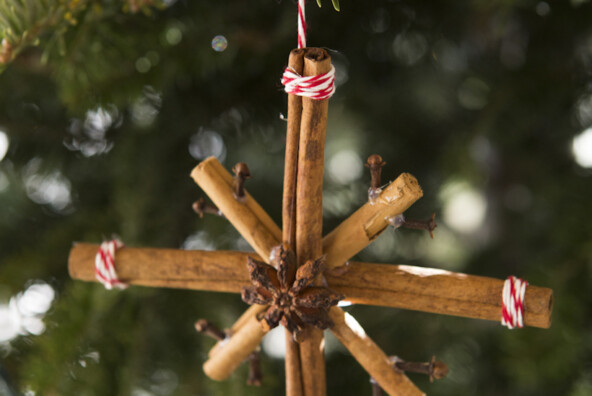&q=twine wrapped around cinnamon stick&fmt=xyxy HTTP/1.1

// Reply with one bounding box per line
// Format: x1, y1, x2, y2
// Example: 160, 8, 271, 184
68, 246, 553, 329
